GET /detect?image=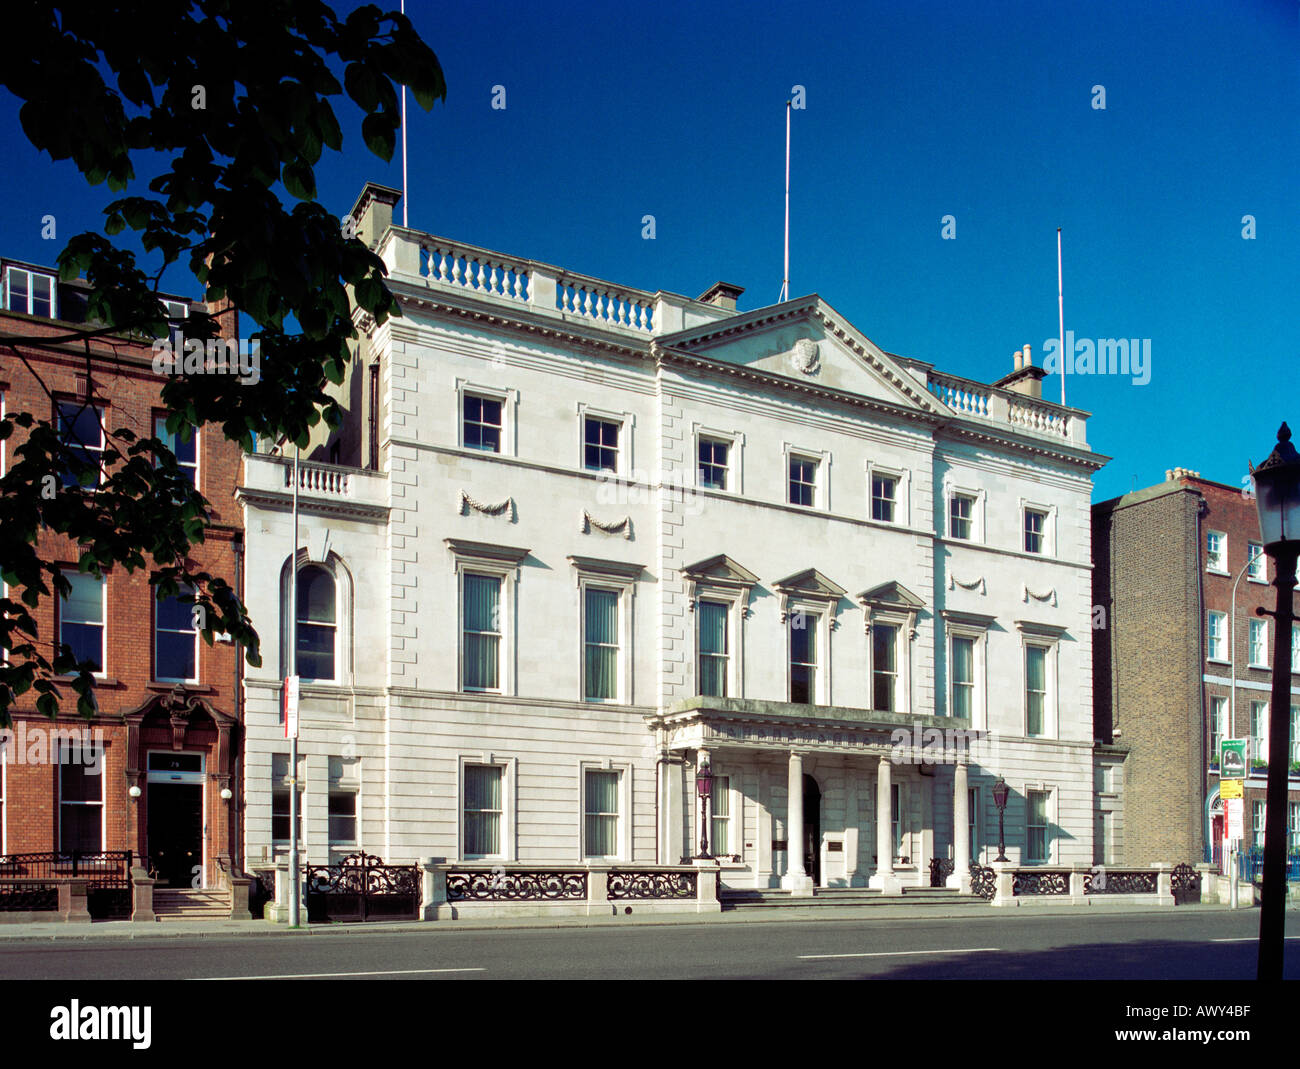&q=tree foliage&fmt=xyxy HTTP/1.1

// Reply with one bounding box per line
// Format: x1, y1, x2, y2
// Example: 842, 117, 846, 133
0, 0, 445, 724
